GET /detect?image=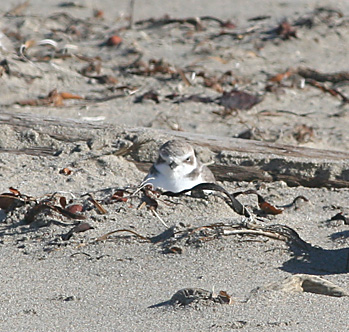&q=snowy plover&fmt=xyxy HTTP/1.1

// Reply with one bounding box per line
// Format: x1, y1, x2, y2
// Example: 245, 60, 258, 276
144, 139, 215, 193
